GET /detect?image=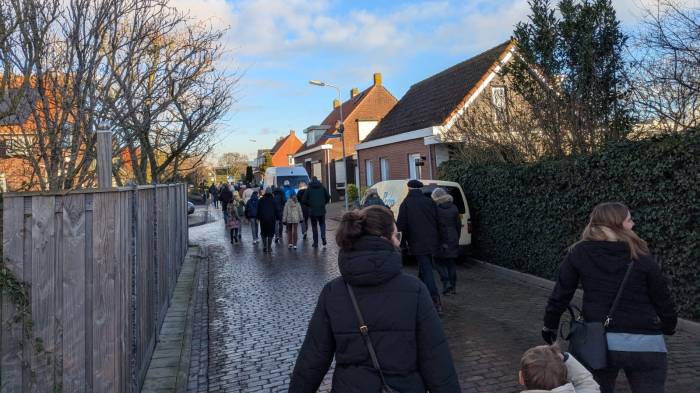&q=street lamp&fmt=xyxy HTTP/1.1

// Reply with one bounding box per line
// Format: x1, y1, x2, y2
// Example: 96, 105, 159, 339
308, 79, 349, 211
